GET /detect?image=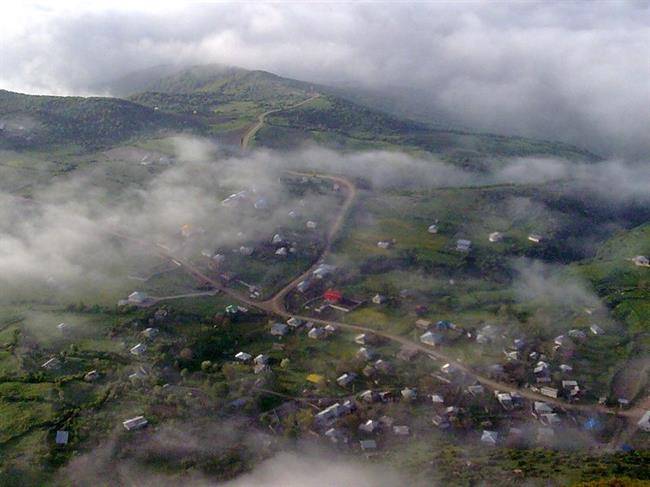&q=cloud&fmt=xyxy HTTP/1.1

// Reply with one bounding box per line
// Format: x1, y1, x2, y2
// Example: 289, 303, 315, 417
0, 2, 648, 157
